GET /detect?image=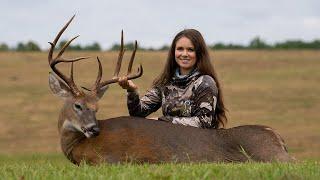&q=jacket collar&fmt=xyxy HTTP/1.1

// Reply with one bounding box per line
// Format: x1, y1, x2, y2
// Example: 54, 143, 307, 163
172, 68, 200, 87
